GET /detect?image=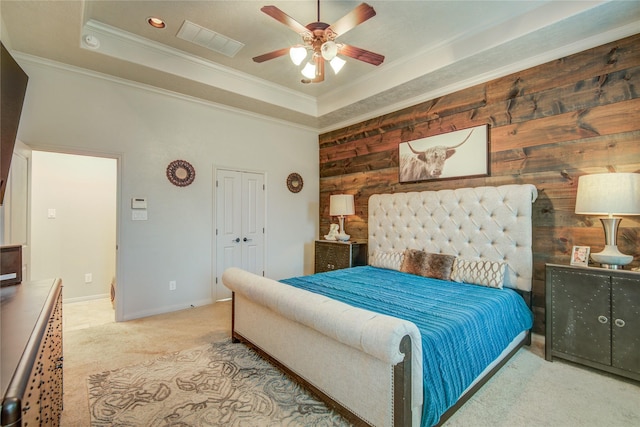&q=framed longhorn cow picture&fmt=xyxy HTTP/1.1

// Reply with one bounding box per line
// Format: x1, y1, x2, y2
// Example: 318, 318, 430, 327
398, 124, 489, 183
